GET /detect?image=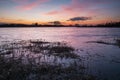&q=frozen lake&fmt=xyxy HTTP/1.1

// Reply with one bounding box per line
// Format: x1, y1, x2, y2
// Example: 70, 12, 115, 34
0, 27, 120, 80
